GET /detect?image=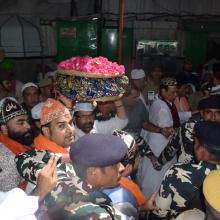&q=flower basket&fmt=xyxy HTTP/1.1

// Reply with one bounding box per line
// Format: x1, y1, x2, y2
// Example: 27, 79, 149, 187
56, 56, 129, 101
